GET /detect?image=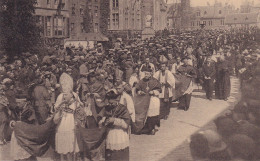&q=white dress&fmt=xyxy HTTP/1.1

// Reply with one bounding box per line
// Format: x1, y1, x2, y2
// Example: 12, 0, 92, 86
55, 93, 80, 154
